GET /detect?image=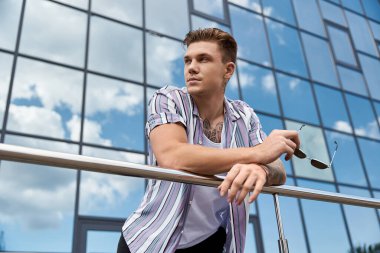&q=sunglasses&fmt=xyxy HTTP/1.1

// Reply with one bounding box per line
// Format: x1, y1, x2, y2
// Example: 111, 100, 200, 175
294, 125, 338, 170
